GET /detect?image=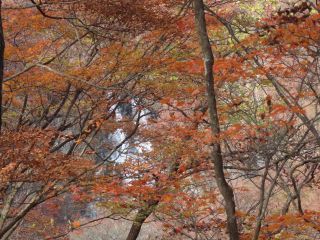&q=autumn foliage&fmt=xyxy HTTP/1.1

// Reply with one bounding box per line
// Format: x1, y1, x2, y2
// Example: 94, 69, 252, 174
0, 0, 320, 240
